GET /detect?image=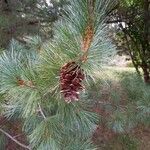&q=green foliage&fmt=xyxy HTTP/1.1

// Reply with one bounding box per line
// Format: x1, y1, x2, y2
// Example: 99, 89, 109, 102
62, 139, 97, 150
118, 135, 139, 150
107, 134, 139, 150
108, 0, 150, 83
120, 72, 150, 126
120, 0, 141, 7
0, 133, 7, 150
